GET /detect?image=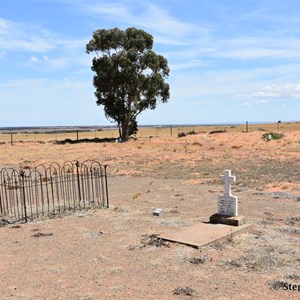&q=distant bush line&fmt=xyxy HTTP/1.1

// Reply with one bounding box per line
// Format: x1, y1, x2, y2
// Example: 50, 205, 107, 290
177, 129, 227, 138
54, 138, 116, 145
